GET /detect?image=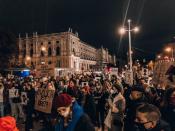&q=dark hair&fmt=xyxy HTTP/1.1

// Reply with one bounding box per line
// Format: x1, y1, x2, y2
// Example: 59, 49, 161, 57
136, 104, 161, 122
163, 87, 175, 106
69, 79, 76, 85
